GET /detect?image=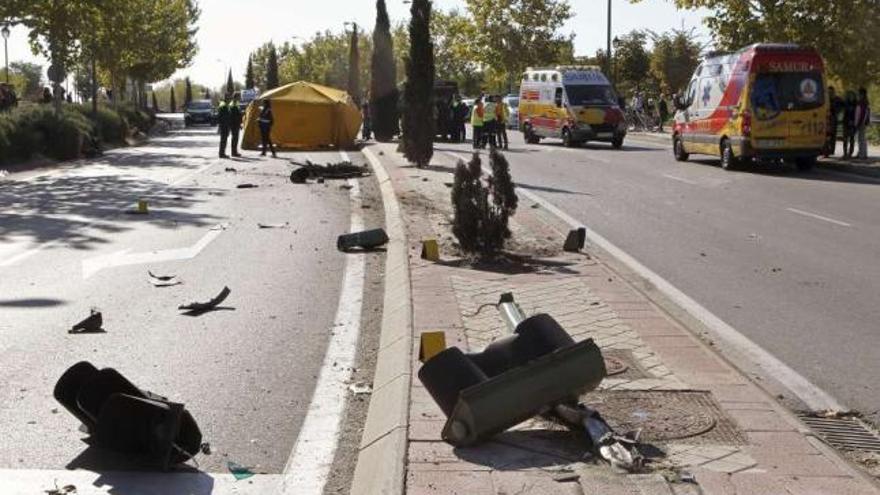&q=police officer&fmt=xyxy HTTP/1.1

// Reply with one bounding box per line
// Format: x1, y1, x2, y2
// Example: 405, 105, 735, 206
471, 97, 484, 150
483, 95, 497, 148
229, 92, 243, 157
217, 93, 232, 158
